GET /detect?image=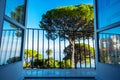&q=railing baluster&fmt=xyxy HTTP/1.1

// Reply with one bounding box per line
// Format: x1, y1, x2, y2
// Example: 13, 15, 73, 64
59, 30, 61, 68
32, 29, 34, 69
9, 31, 15, 63
0, 30, 6, 64
64, 31, 66, 68
105, 34, 107, 63
115, 34, 118, 64
42, 30, 44, 68
0, 30, 6, 65
88, 35, 91, 68
92, 36, 95, 68
73, 32, 76, 69
53, 39, 55, 68
14, 30, 19, 62
4, 30, 11, 64
108, 34, 110, 64
101, 33, 104, 62
79, 37, 81, 68
27, 29, 29, 68
118, 35, 120, 64
37, 30, 39, 68
83, 34, 86, 68
48, 31, 50, 68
